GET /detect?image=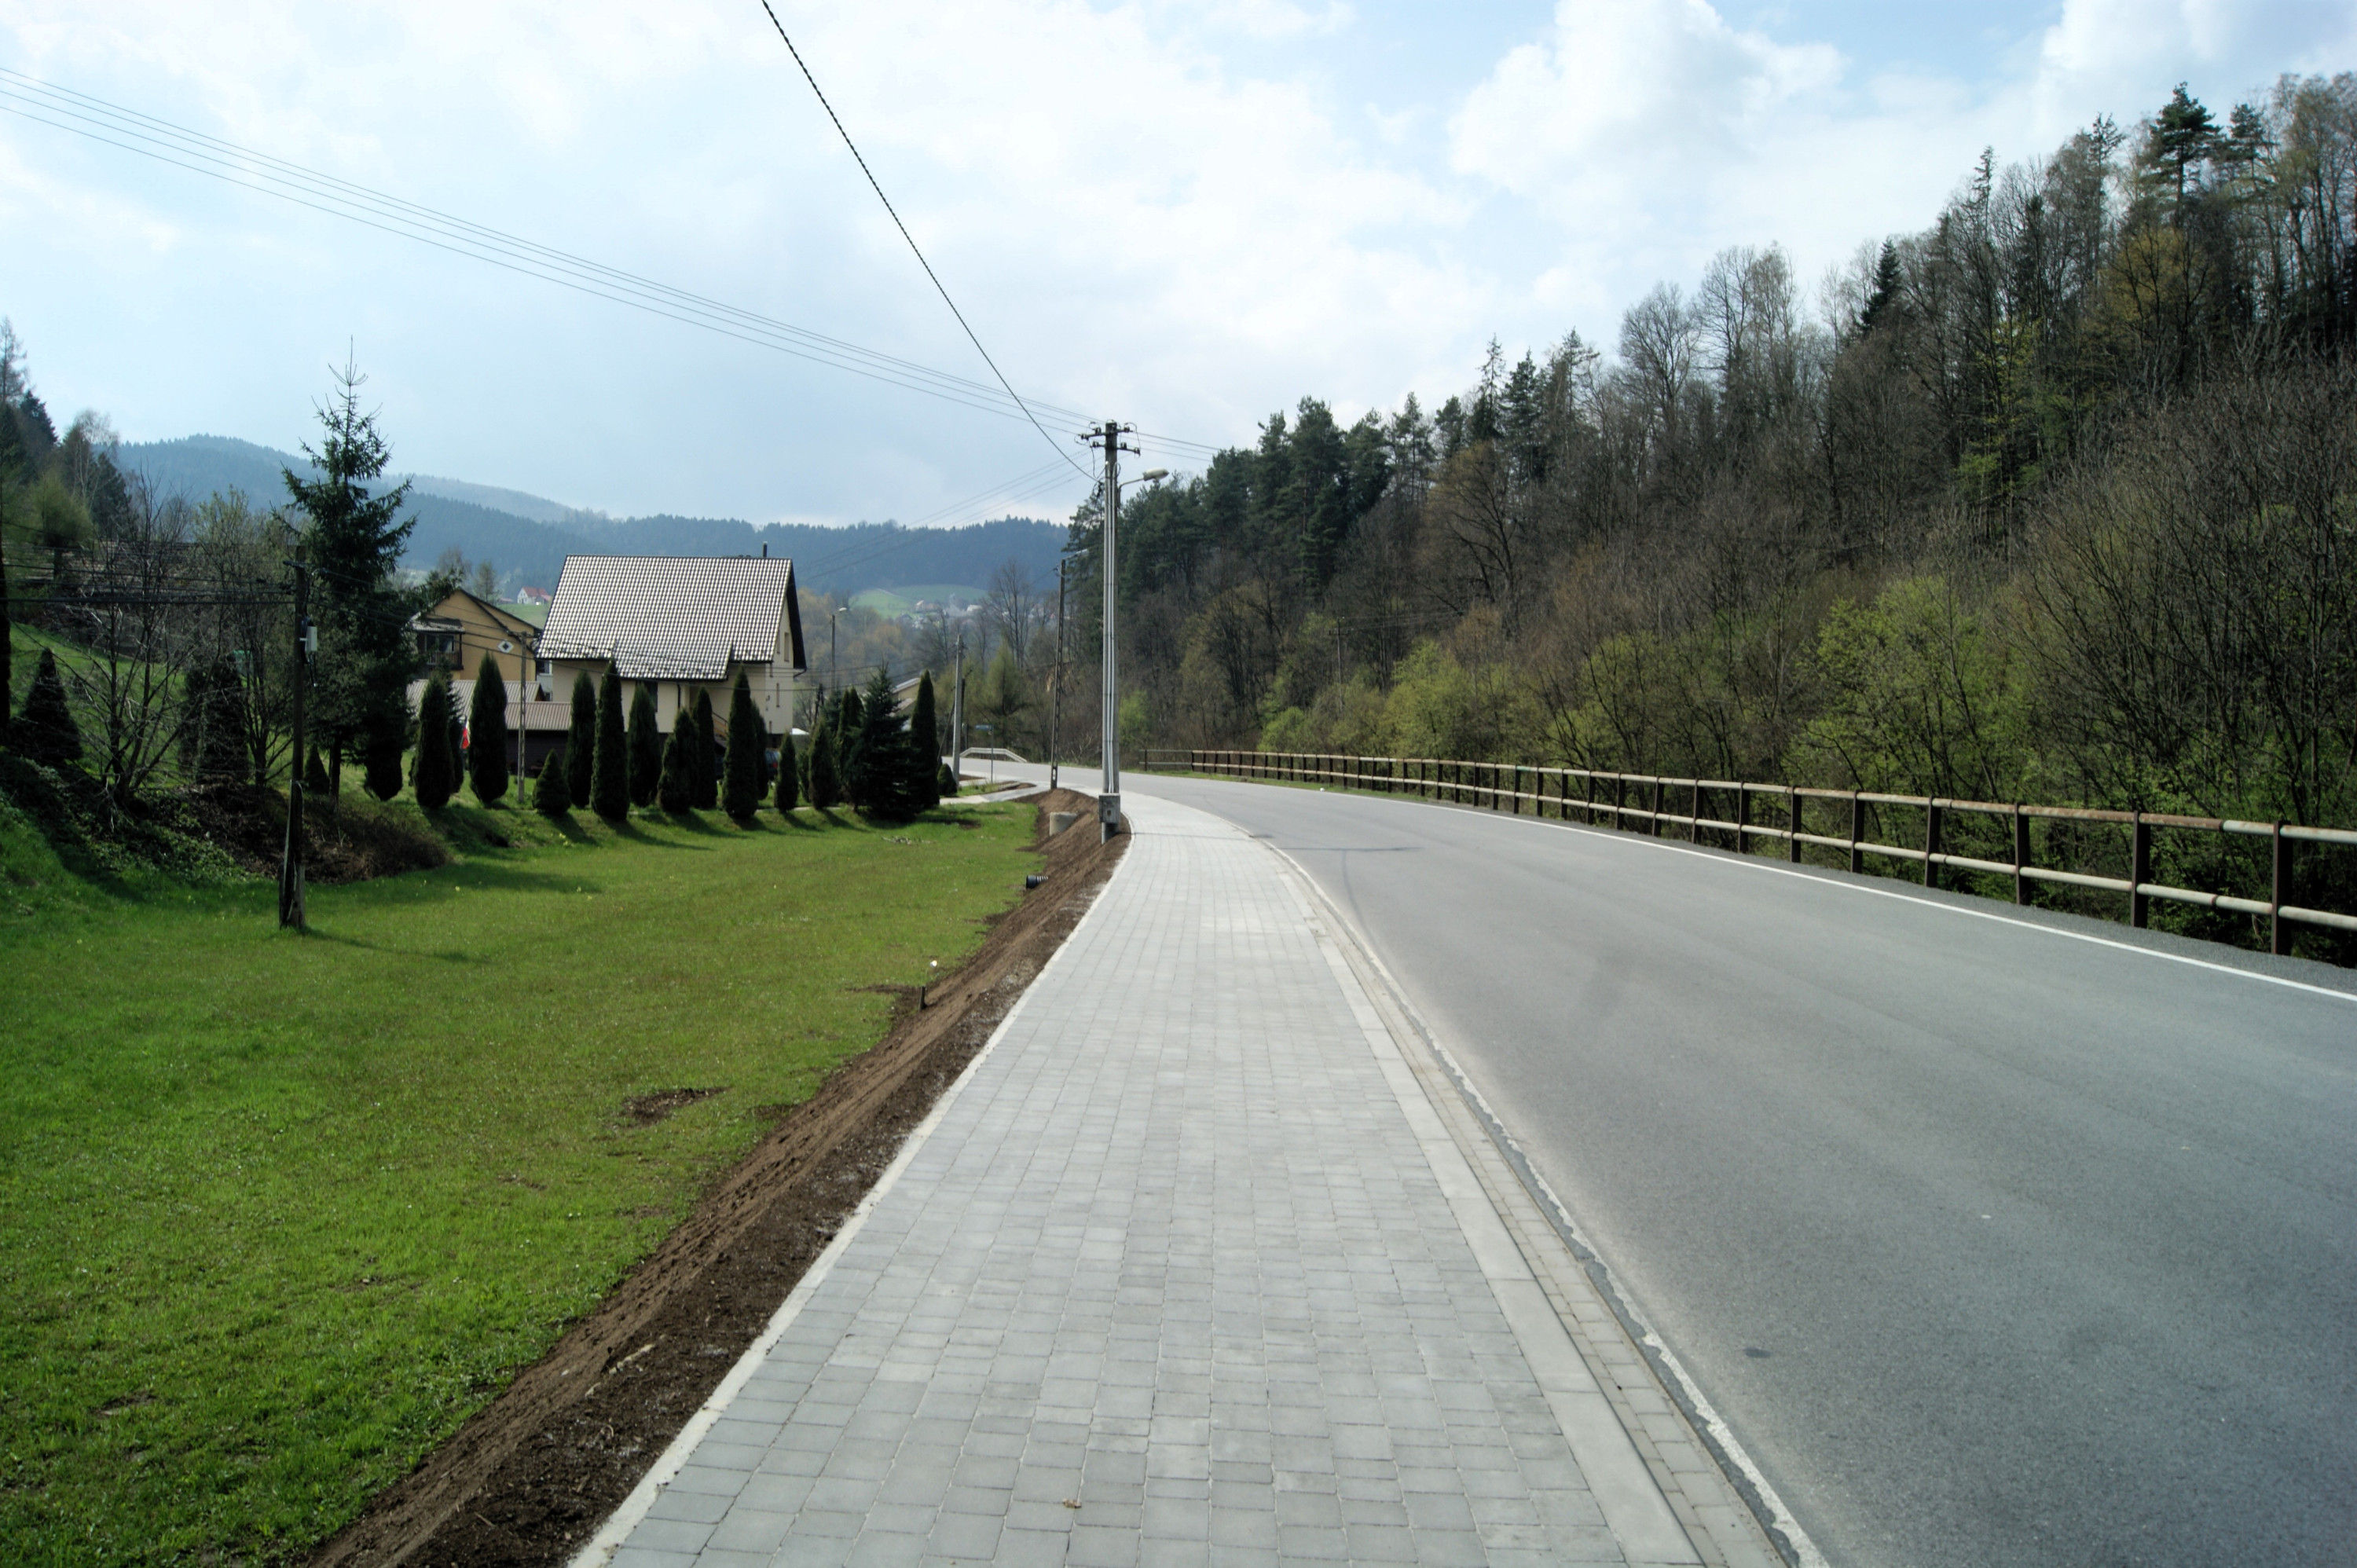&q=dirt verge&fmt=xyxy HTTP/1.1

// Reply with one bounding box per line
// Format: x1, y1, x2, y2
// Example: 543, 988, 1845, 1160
308, 791, 1124, 1567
